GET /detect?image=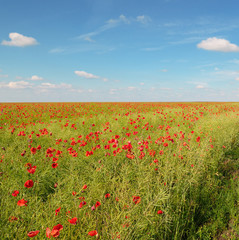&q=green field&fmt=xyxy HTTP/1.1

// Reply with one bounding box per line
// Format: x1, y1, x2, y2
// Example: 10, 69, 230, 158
0, 102, 238, 239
